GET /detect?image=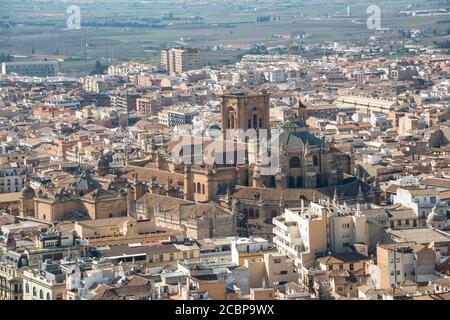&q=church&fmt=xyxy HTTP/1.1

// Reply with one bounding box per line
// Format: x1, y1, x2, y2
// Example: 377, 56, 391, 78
17, 90, 372, 241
